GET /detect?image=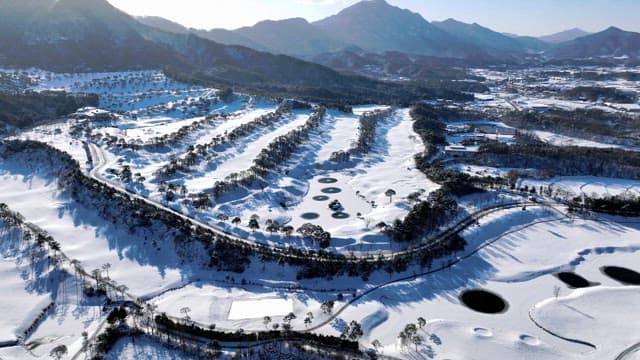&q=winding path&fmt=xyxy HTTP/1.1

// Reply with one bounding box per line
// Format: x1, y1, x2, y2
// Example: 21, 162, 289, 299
616, 342, 640, 360
527, 309, 597, 352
